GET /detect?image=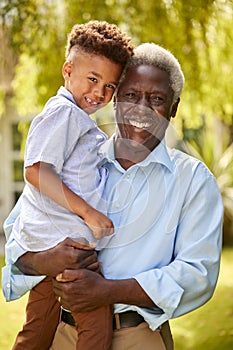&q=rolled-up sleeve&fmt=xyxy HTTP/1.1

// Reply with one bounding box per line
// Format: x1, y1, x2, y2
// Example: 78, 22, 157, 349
135, 165, 223, 320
